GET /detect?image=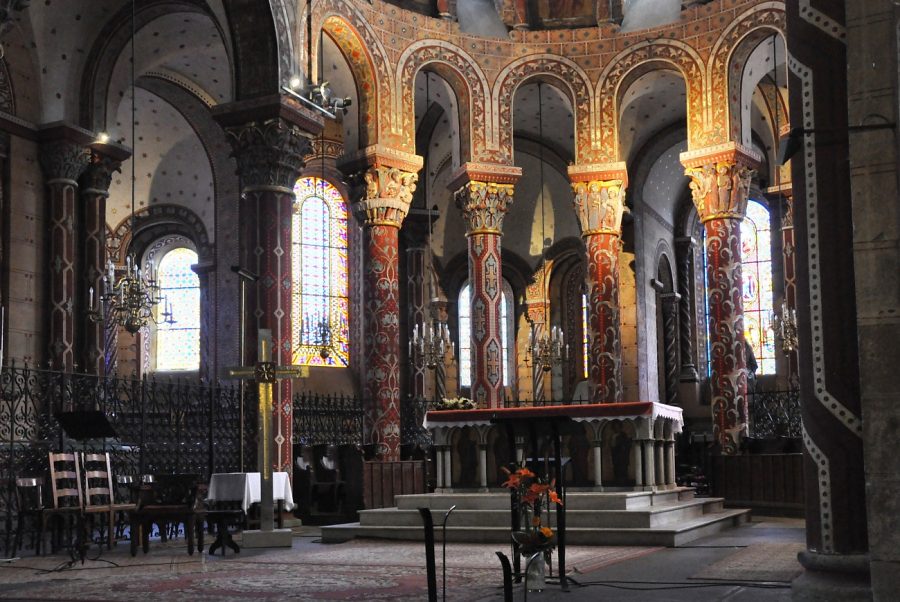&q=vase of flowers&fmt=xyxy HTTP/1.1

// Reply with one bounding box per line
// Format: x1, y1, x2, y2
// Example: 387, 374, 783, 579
501, 465, 563, 591
430, 396, 476, 411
